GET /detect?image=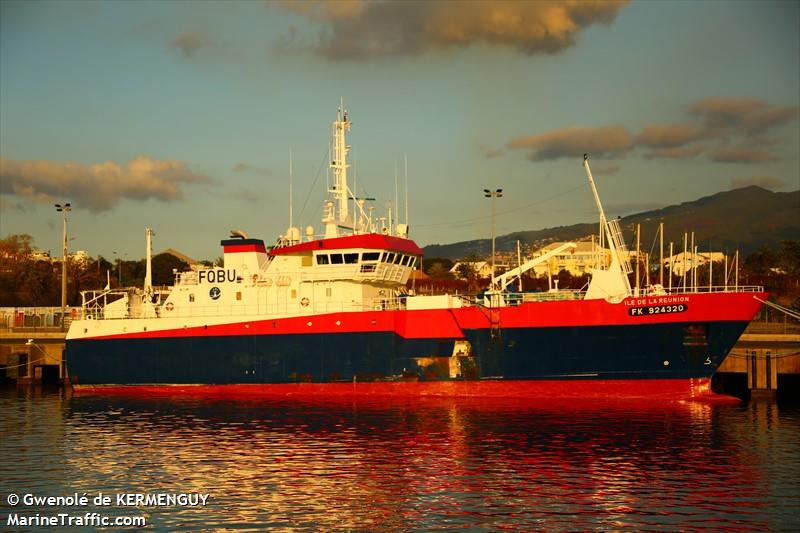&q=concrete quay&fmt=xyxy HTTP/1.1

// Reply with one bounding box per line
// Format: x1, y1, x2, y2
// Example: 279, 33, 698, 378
0, 330, 67, 385
717, 332, 800, 399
